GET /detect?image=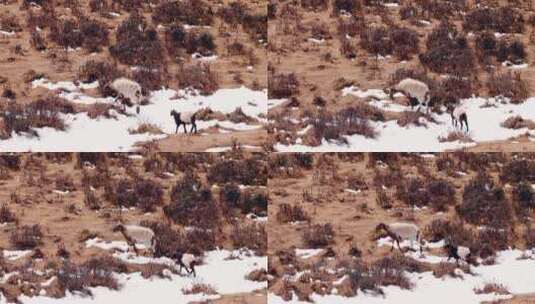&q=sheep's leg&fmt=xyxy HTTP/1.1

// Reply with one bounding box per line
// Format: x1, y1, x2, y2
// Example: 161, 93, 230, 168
190, 124, 195, 134
183, 123, 188, 134
175, 125, 179, 134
